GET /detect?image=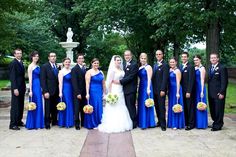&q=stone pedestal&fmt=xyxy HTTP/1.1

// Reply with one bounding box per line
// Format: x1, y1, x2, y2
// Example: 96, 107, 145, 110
59, 42, 79, 65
